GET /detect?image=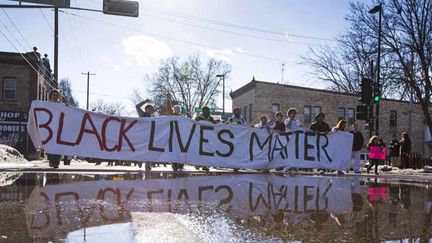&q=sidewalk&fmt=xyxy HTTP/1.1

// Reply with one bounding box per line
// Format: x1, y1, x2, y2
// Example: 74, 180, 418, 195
1, 159, 432, 181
